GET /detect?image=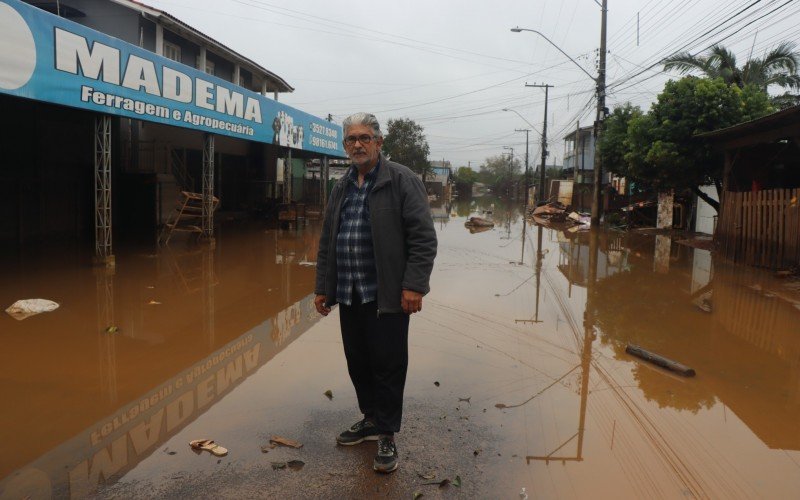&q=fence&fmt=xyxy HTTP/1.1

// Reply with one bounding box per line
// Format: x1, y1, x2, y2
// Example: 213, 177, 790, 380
716, 188, 800, 268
